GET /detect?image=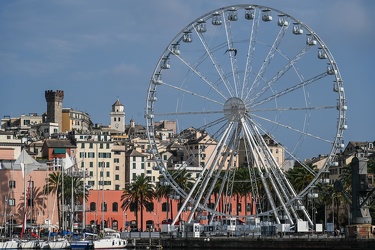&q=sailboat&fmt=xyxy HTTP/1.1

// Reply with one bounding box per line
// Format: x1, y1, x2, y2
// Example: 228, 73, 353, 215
92, 163, 126, 249
47, 153, 73, 249
14, 149, 49, 249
